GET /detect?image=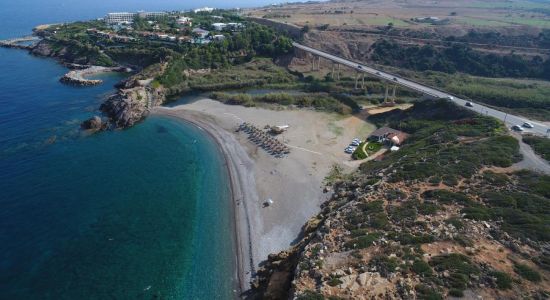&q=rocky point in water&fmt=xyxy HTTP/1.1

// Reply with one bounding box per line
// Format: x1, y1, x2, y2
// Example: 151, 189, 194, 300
80, 115, 106, 131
